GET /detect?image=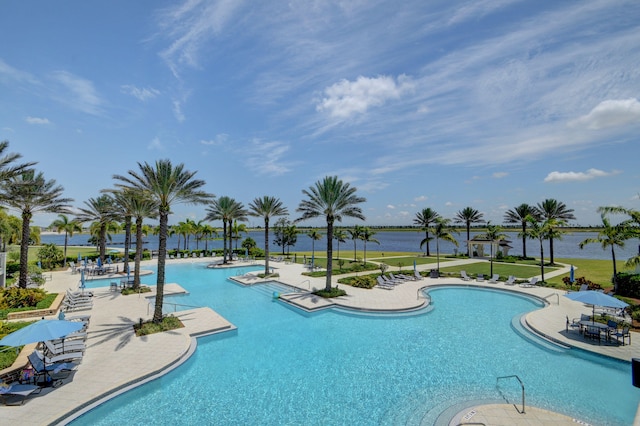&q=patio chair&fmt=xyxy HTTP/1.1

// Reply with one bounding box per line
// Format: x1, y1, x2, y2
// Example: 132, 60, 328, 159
476, 274, 485, 282
520, 277, 538, 288
460, 271, 471, 281
584, 325, 601, 344
504, 275, 516, 286
578, 284, 588, 291
488, 274, 500, 284
376, 276, 394, 290
44, 339, 86, 357
27, 352, 78, 385
0, 383, 41, 405
414, 270, 423, 280
566, 315, 580, 333
69, 261, 77, 274
612, 327, 630, 346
